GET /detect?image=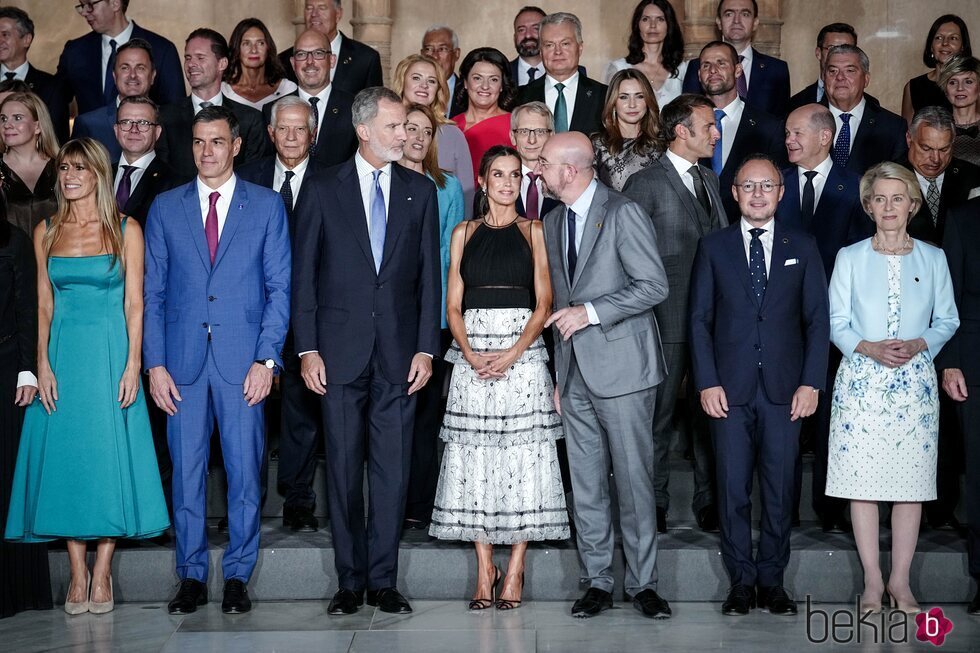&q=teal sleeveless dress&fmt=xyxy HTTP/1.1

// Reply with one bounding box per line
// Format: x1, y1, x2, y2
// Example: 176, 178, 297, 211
5, 221, 169, 542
